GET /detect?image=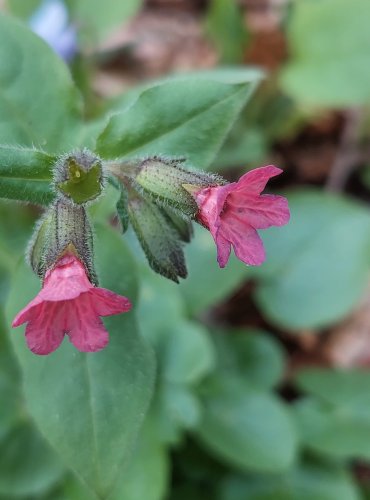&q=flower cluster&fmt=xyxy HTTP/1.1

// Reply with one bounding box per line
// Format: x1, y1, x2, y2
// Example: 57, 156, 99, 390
13, 150, 289, 355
